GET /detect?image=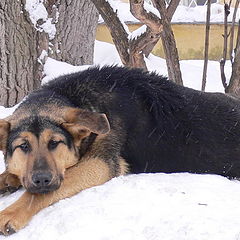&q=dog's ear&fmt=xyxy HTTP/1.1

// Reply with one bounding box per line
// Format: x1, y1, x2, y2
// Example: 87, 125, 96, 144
0, 120, 10, 151
62, 108, 110, 140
